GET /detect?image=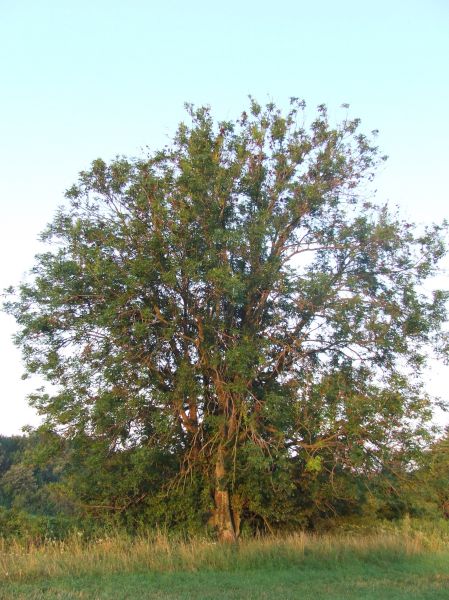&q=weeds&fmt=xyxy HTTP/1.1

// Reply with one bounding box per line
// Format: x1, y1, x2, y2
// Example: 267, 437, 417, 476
1, 523, 448, 583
